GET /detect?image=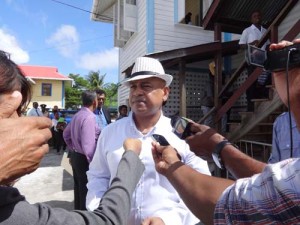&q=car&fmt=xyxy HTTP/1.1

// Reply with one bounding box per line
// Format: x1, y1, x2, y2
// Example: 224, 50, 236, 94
59, 110, 78, 124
